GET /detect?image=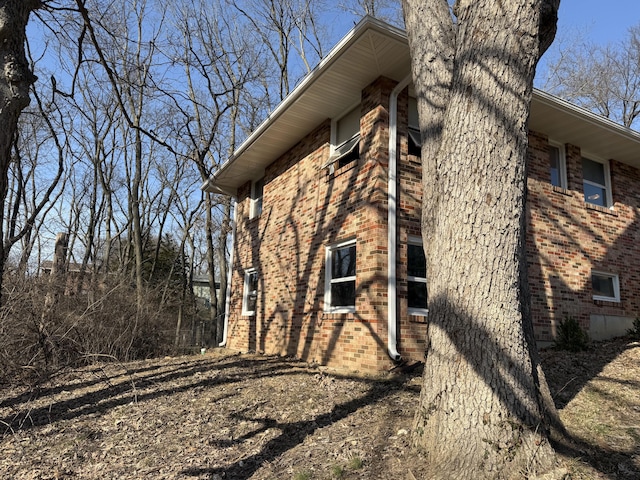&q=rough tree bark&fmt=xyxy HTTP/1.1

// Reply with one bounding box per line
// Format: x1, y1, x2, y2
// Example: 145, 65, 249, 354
0, 0, 41, 302
40, 232, 68, 367
403, 0, 563, 478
